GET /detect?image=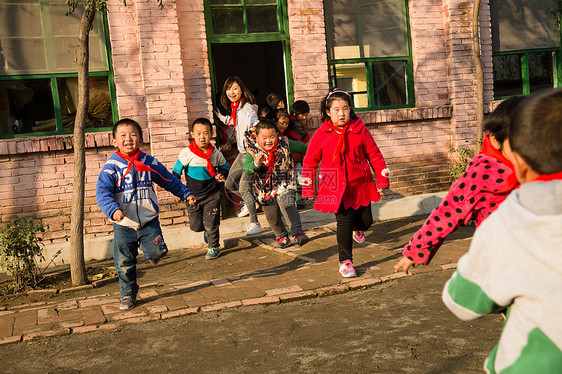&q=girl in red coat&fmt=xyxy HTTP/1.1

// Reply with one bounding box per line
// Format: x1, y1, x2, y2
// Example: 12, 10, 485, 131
302, 89, 391, 277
